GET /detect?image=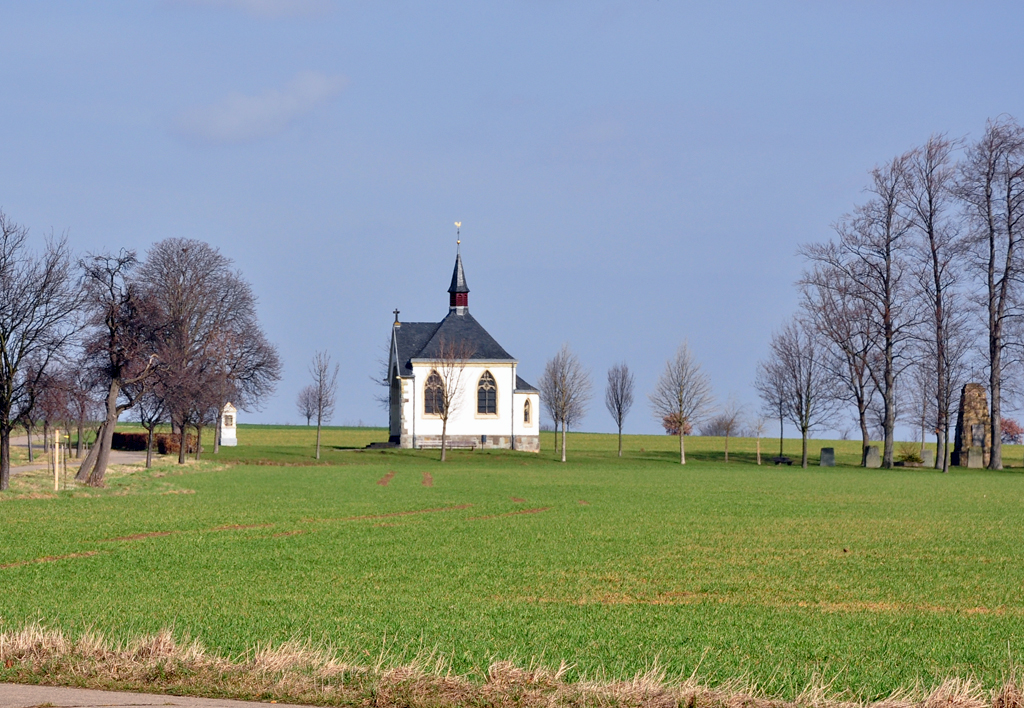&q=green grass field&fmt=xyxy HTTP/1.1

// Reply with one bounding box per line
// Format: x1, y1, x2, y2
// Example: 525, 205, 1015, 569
3, 426, 1024, 700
